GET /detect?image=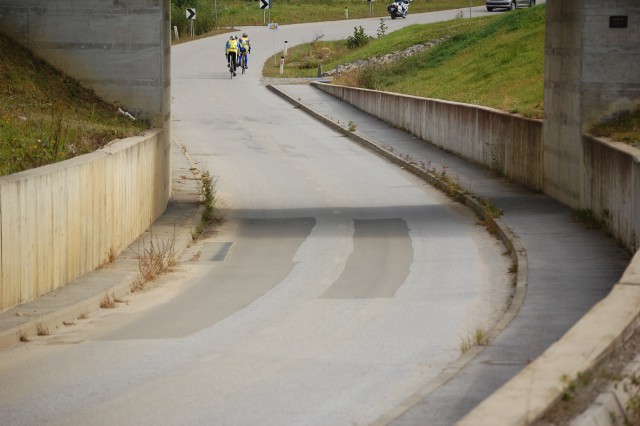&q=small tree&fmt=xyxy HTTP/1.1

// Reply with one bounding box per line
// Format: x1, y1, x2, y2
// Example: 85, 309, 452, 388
346, 26, 372, 49
377, 18, 388, 38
